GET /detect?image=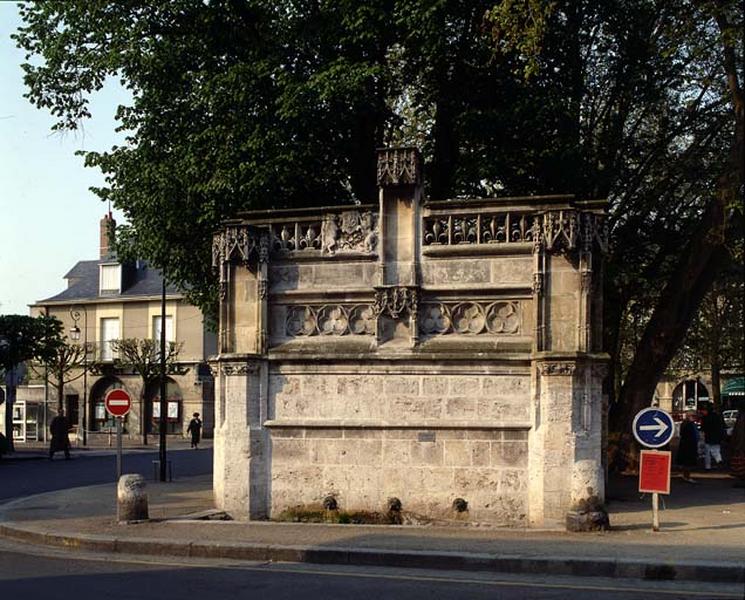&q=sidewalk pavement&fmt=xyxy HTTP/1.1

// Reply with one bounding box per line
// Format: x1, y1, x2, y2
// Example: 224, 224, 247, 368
1, 438, 209, 460
0, 470, 743, 585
